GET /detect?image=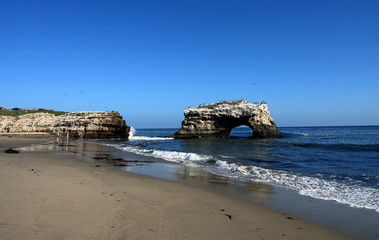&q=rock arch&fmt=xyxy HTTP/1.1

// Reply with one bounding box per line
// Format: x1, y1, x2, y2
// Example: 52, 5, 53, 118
173, 100, 282, 139
229, 125, 254, 138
